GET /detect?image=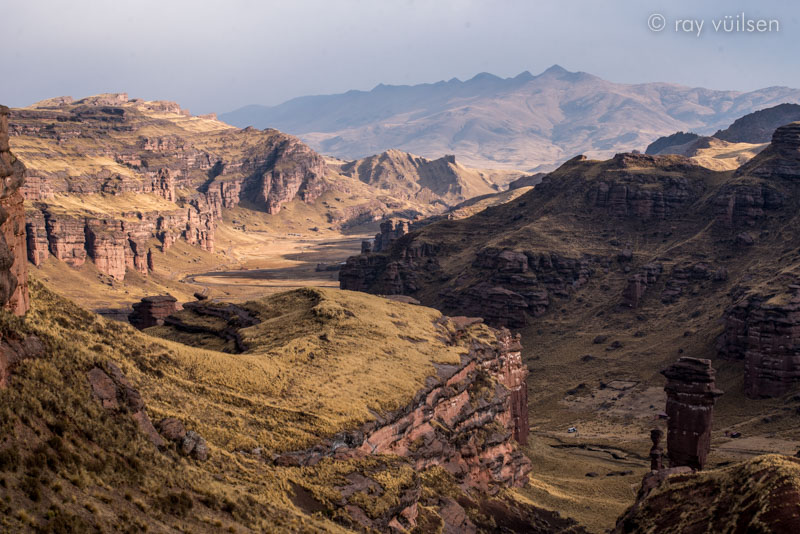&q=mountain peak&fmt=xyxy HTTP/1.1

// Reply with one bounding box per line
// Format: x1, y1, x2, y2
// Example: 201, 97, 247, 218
540, 64, 570, 76
468, 72, 502, 83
